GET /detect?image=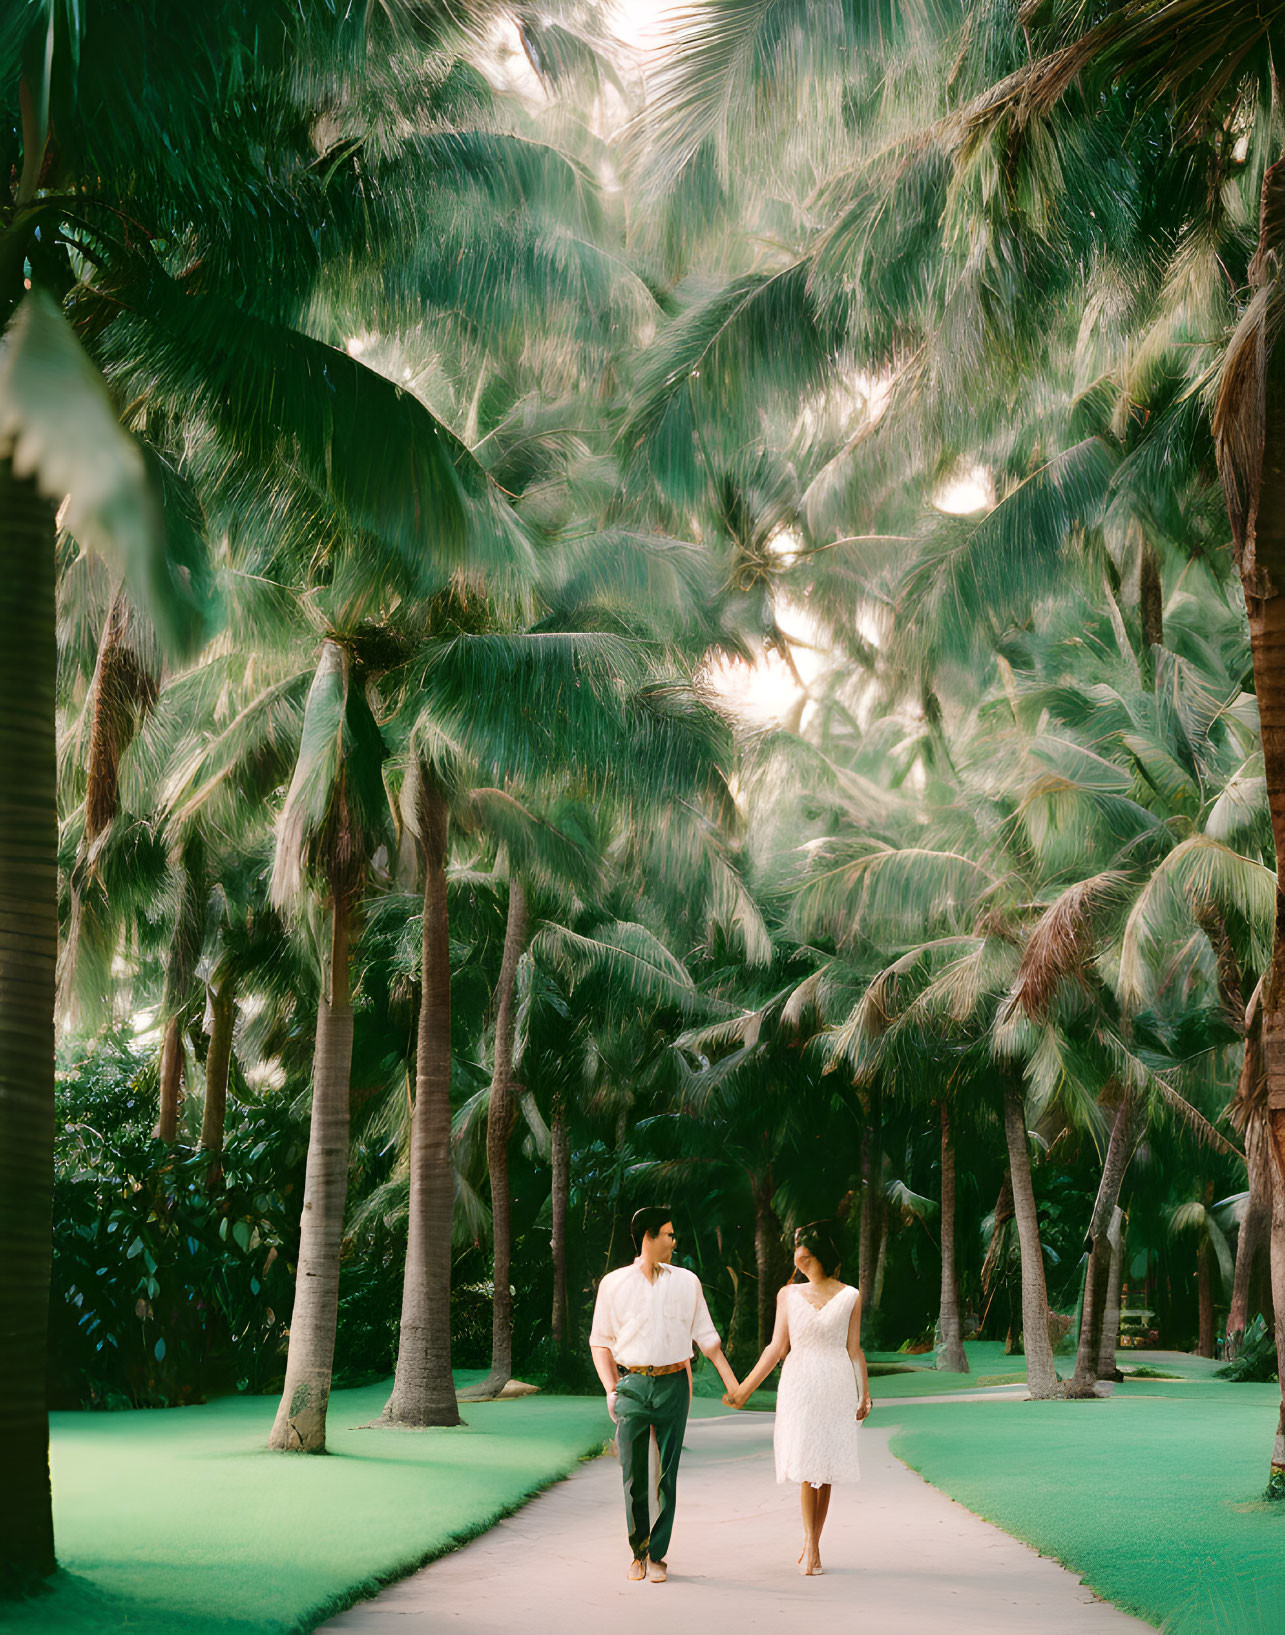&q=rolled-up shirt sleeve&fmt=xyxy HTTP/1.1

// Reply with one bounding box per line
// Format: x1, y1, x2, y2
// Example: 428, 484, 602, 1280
691, 1279, 720, 1352
589, 1276, 617, 1351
